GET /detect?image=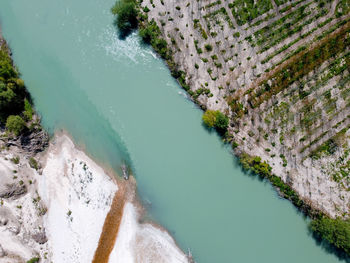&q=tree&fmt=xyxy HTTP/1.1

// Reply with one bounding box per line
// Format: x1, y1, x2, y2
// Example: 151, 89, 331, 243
0, 82, 26, 122
204, 44, 213, 52
23, 98, 33, 121
0, 50, 18, 79
111, 0, 138, 37
310, 217, 350, 255
214, 111, 229, 134
202, 110, 217, 128
6, 115, 26, 136
139, 26, 154, 43
202, 110, 229, 133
